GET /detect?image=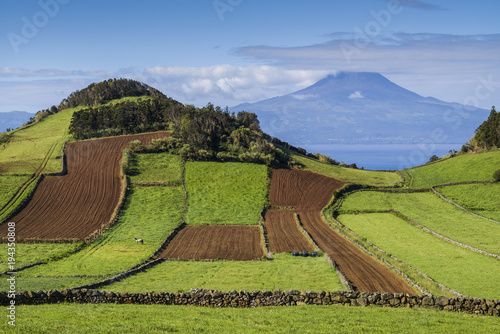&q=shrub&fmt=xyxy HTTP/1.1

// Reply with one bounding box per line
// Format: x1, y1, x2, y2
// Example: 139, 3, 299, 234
493, 169, 500, 182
